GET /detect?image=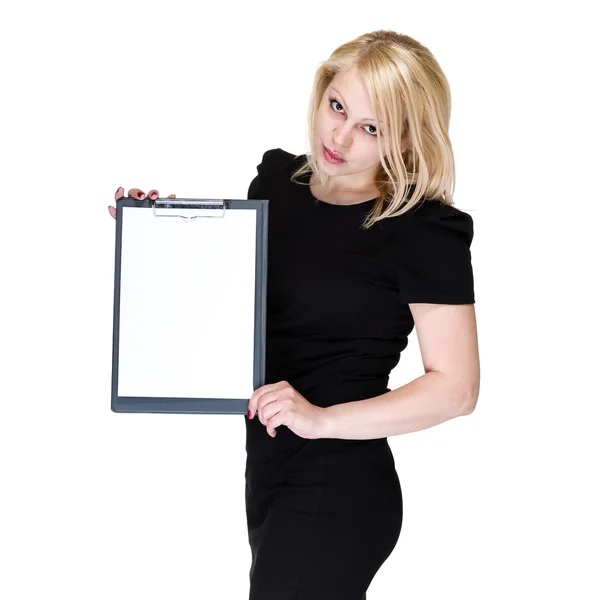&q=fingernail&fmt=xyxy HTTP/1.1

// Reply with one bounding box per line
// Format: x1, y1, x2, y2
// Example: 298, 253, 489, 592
137, 192, 144, 199
248, 410, 252, 419
116, 187, 122, 195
